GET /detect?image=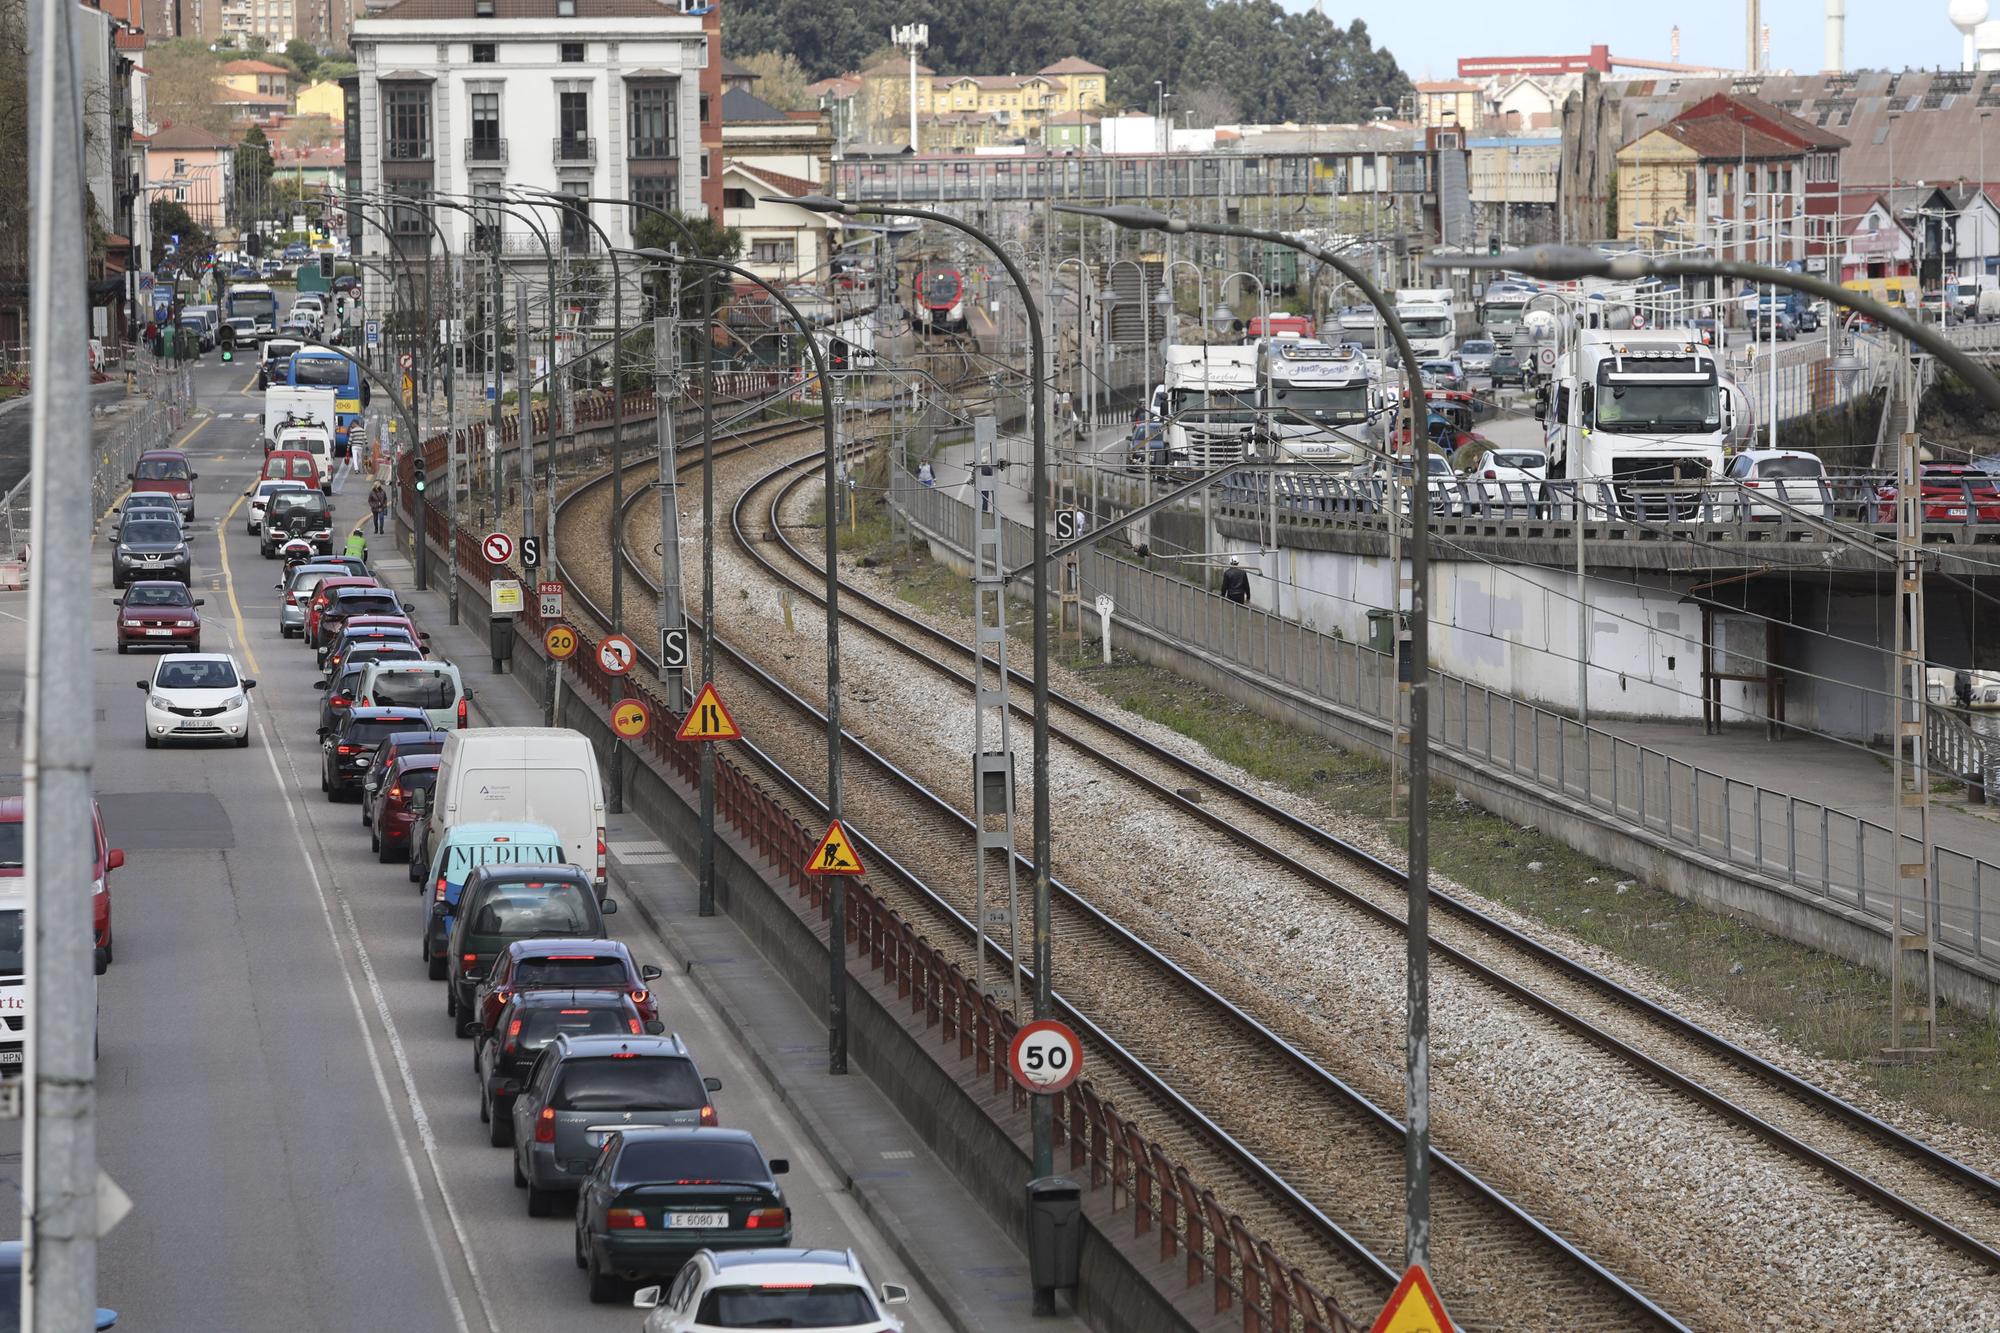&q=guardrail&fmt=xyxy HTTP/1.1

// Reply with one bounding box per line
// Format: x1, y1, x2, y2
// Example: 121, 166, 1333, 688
423, 510, 1354, 1333
892, 459, 2000, 978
